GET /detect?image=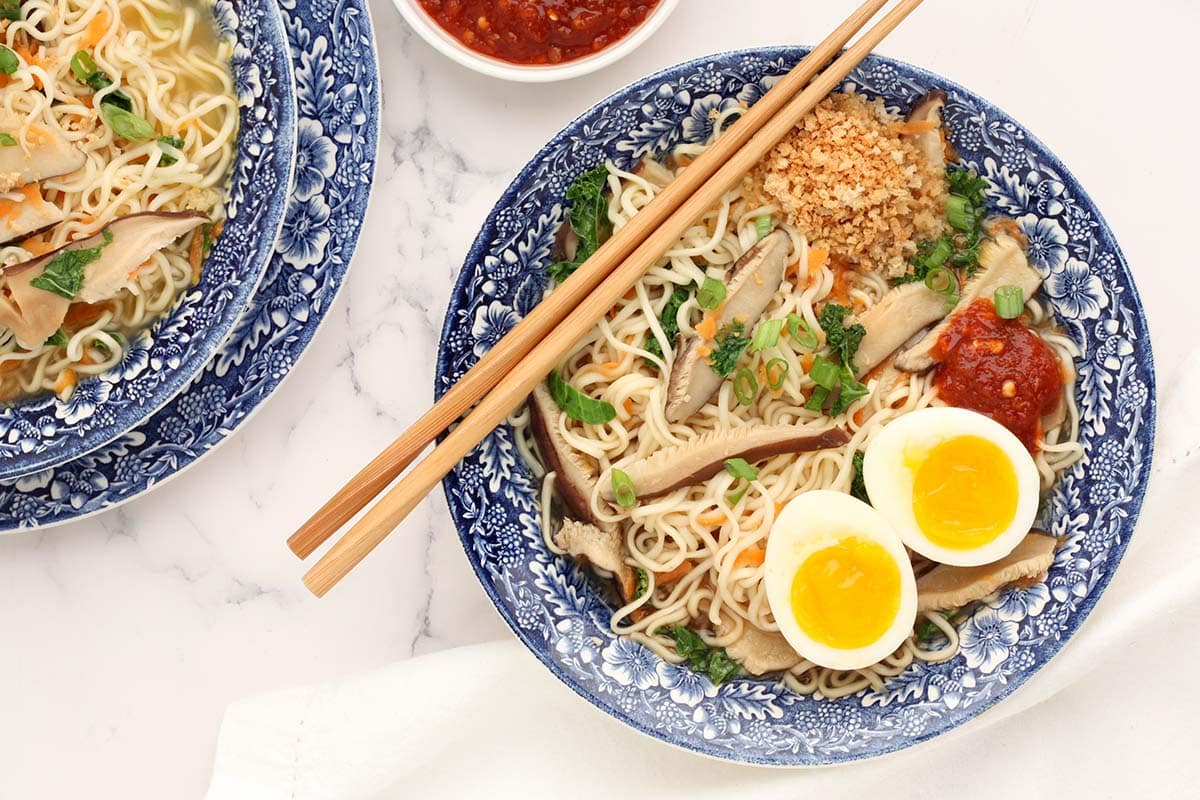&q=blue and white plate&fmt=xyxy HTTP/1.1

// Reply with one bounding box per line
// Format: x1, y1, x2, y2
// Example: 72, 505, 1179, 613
0, 0, 297, 480
0, 0, 378, 527
435, 48, 1155, 765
